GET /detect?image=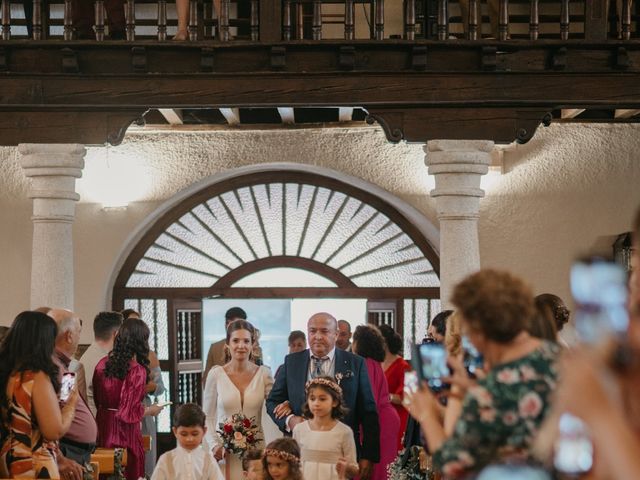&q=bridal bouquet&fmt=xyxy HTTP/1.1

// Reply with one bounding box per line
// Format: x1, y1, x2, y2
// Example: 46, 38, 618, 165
217, 413, 261, 458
